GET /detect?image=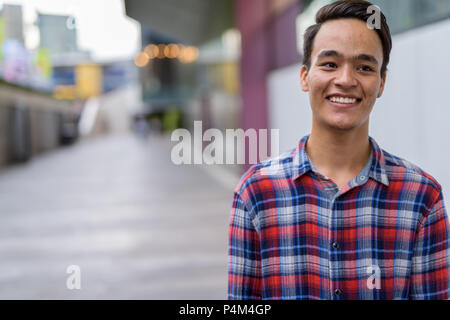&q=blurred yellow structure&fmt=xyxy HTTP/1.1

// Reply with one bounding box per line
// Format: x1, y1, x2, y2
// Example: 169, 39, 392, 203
53, 85, 77, 100
75, 63, 103, 99
54, 63, 103, 100
211, 62, 240, 95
